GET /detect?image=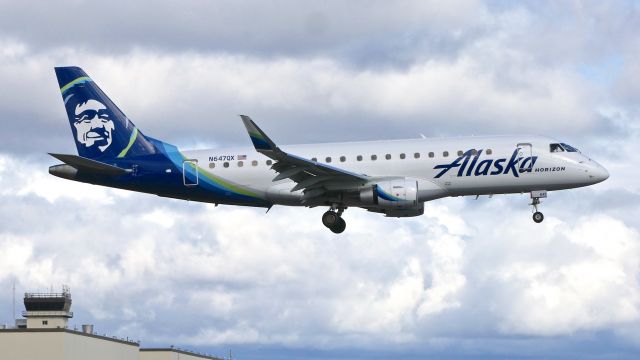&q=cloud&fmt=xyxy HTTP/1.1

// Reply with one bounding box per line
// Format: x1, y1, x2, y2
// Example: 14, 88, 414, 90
0, 42, 605, 155
0, 0, 489, 60
1, 154, 639, 355
1, 1, 640, 359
